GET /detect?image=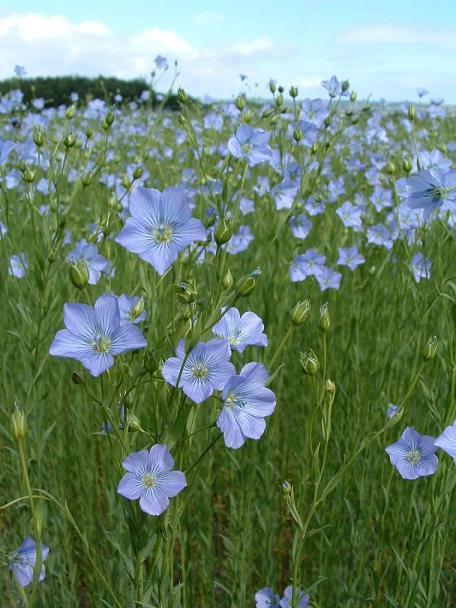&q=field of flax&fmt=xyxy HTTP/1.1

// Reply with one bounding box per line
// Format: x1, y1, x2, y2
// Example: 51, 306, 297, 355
0, 80, 456, 608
